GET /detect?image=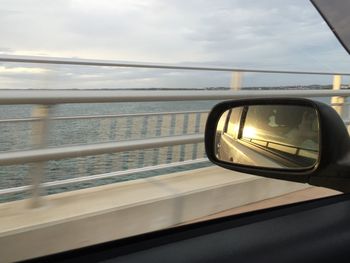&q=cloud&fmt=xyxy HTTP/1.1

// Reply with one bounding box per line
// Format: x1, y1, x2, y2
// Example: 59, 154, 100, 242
0, 0, 350, 89
0, 66, 49, 74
